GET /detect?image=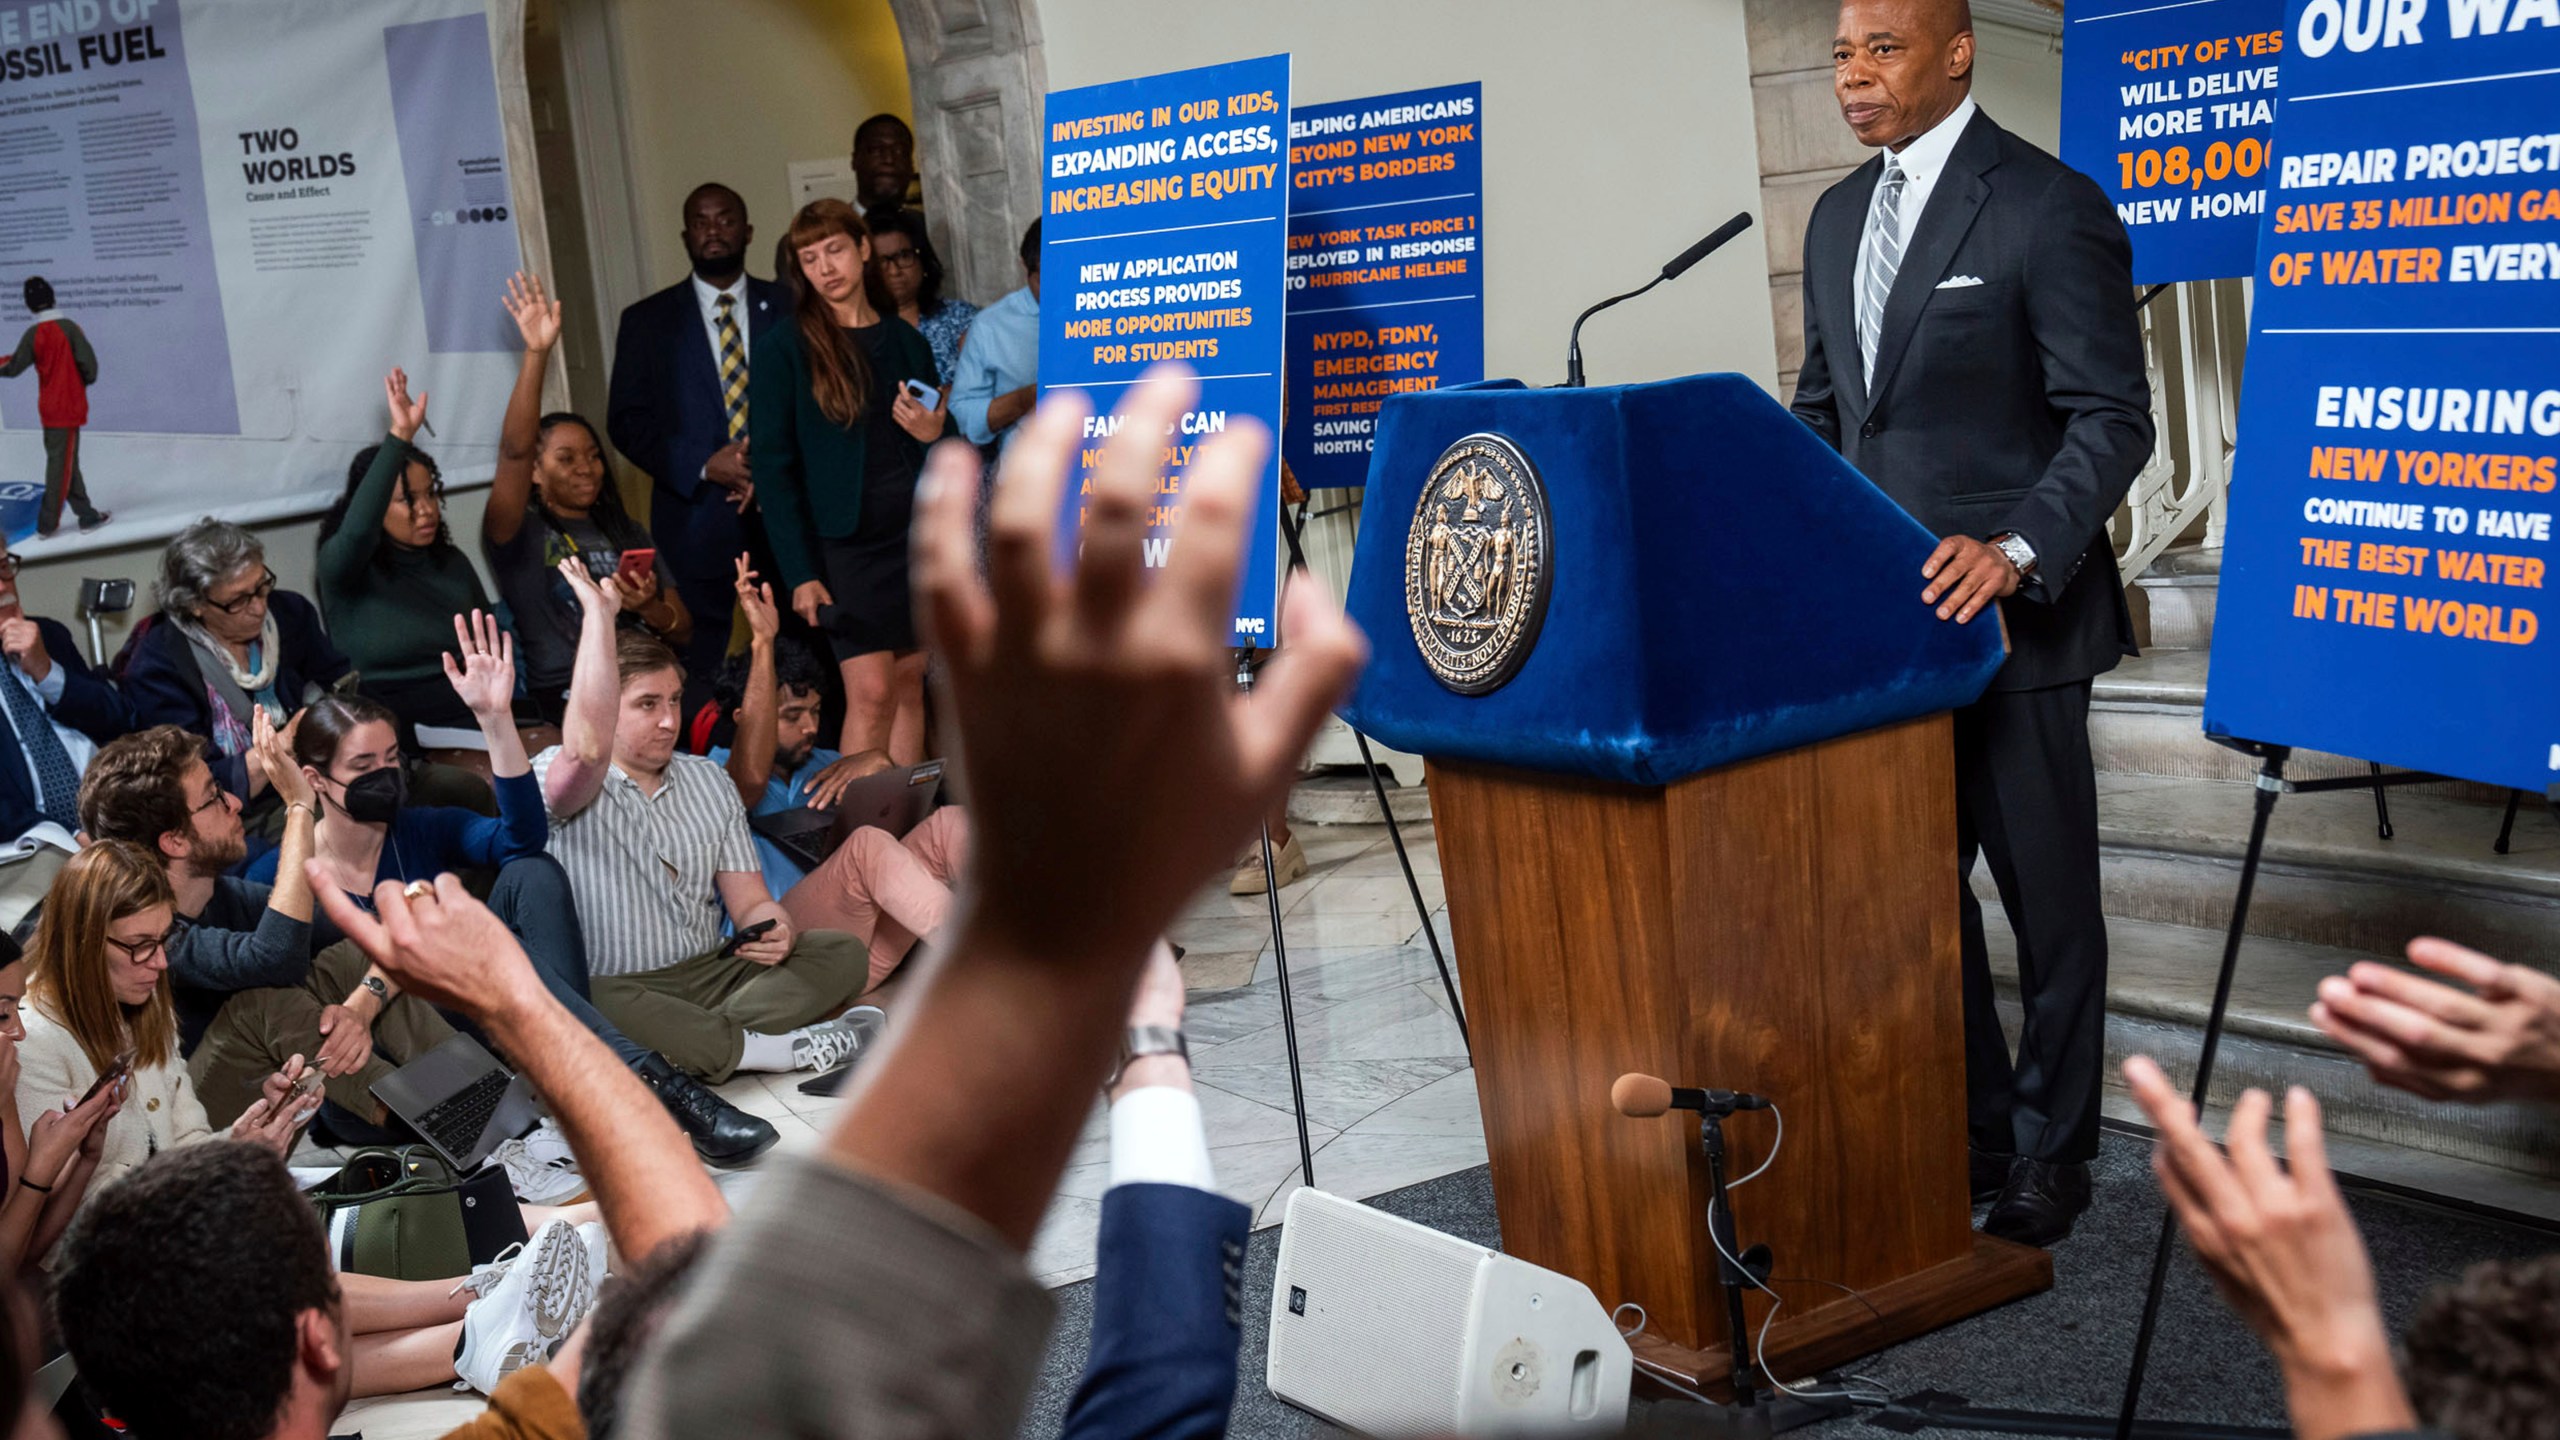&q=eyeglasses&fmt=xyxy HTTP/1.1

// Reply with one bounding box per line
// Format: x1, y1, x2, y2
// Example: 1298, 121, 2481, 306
205, 567, 276, 615
105, 931, 171, 965
874, 250, 922, 271
396, 482, 447, 510
188, 785, 228, 817
0, 555, 19, 579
